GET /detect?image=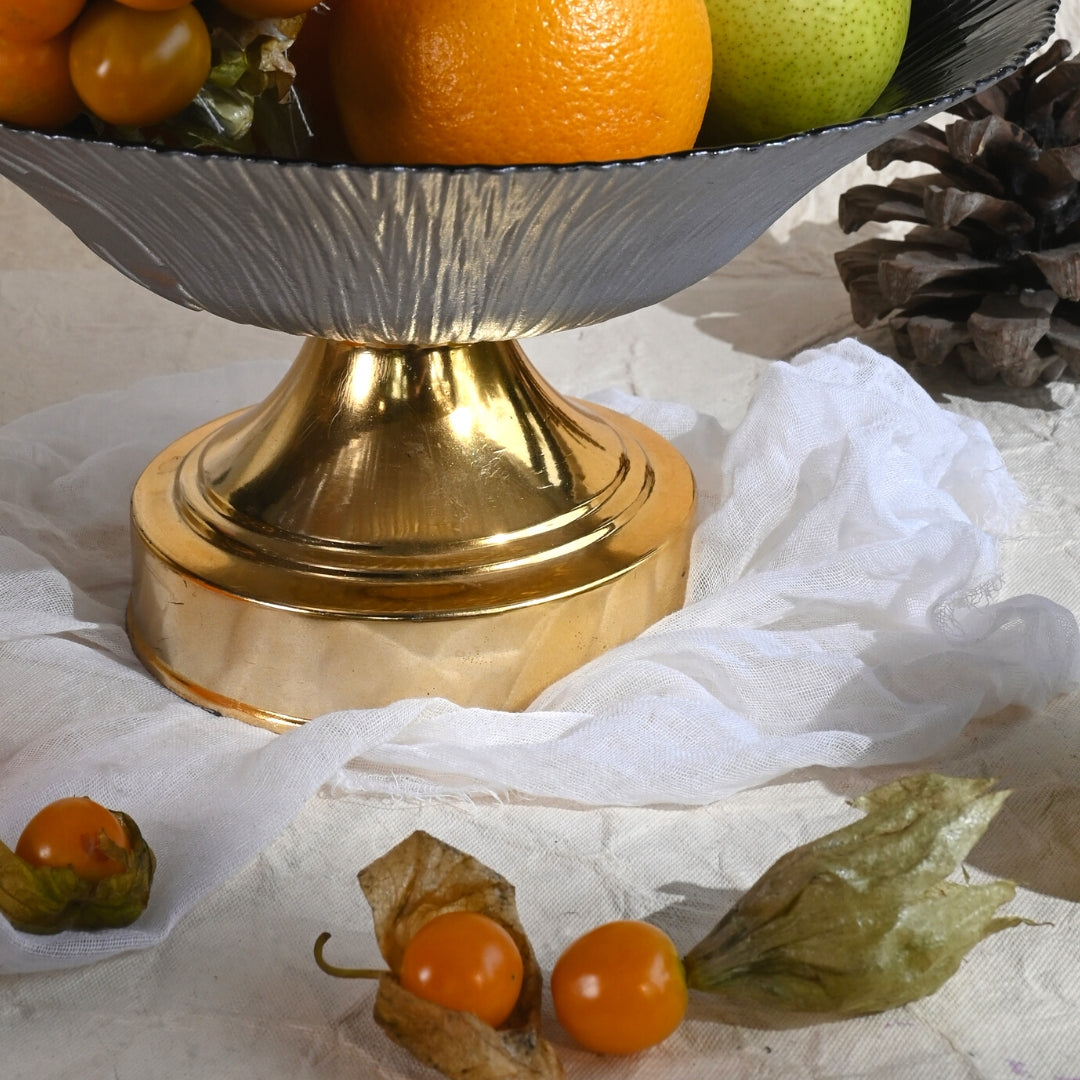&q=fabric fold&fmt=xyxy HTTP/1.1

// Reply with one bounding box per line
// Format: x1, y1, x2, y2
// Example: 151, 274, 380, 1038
1, 339, 1076, 972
